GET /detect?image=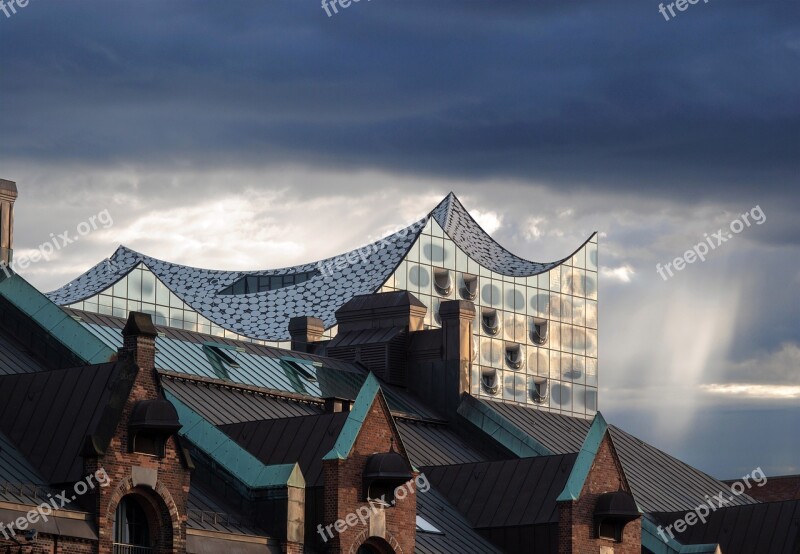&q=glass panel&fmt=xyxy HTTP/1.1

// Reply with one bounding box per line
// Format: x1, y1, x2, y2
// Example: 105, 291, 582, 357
112, 276, 127, 298
128, 269, 143, 301
586, 357, 598, 387
587, 242, 598, 270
